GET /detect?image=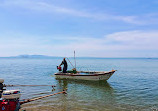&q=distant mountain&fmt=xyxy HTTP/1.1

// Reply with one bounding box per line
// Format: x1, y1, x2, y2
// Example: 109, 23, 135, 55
17, 55, 52, 58
0, 55, 62, 58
